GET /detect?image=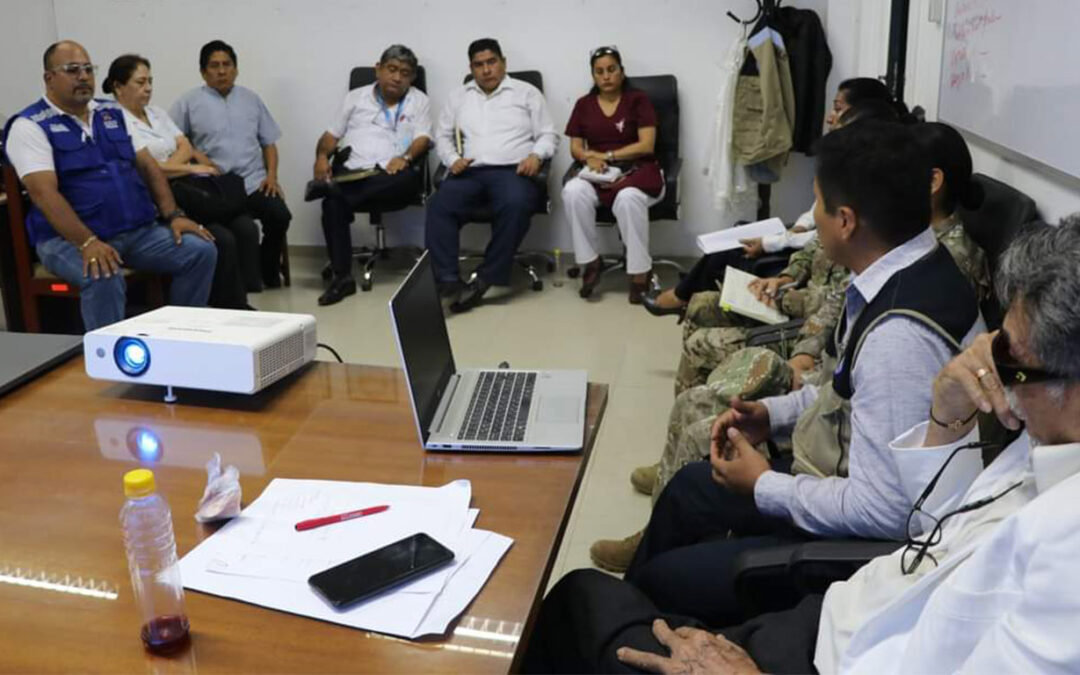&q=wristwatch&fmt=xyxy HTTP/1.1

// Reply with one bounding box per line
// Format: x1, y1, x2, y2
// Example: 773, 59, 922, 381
162, 208, 186, 224
605, 150, 615, 162
401, 153, 412, 165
